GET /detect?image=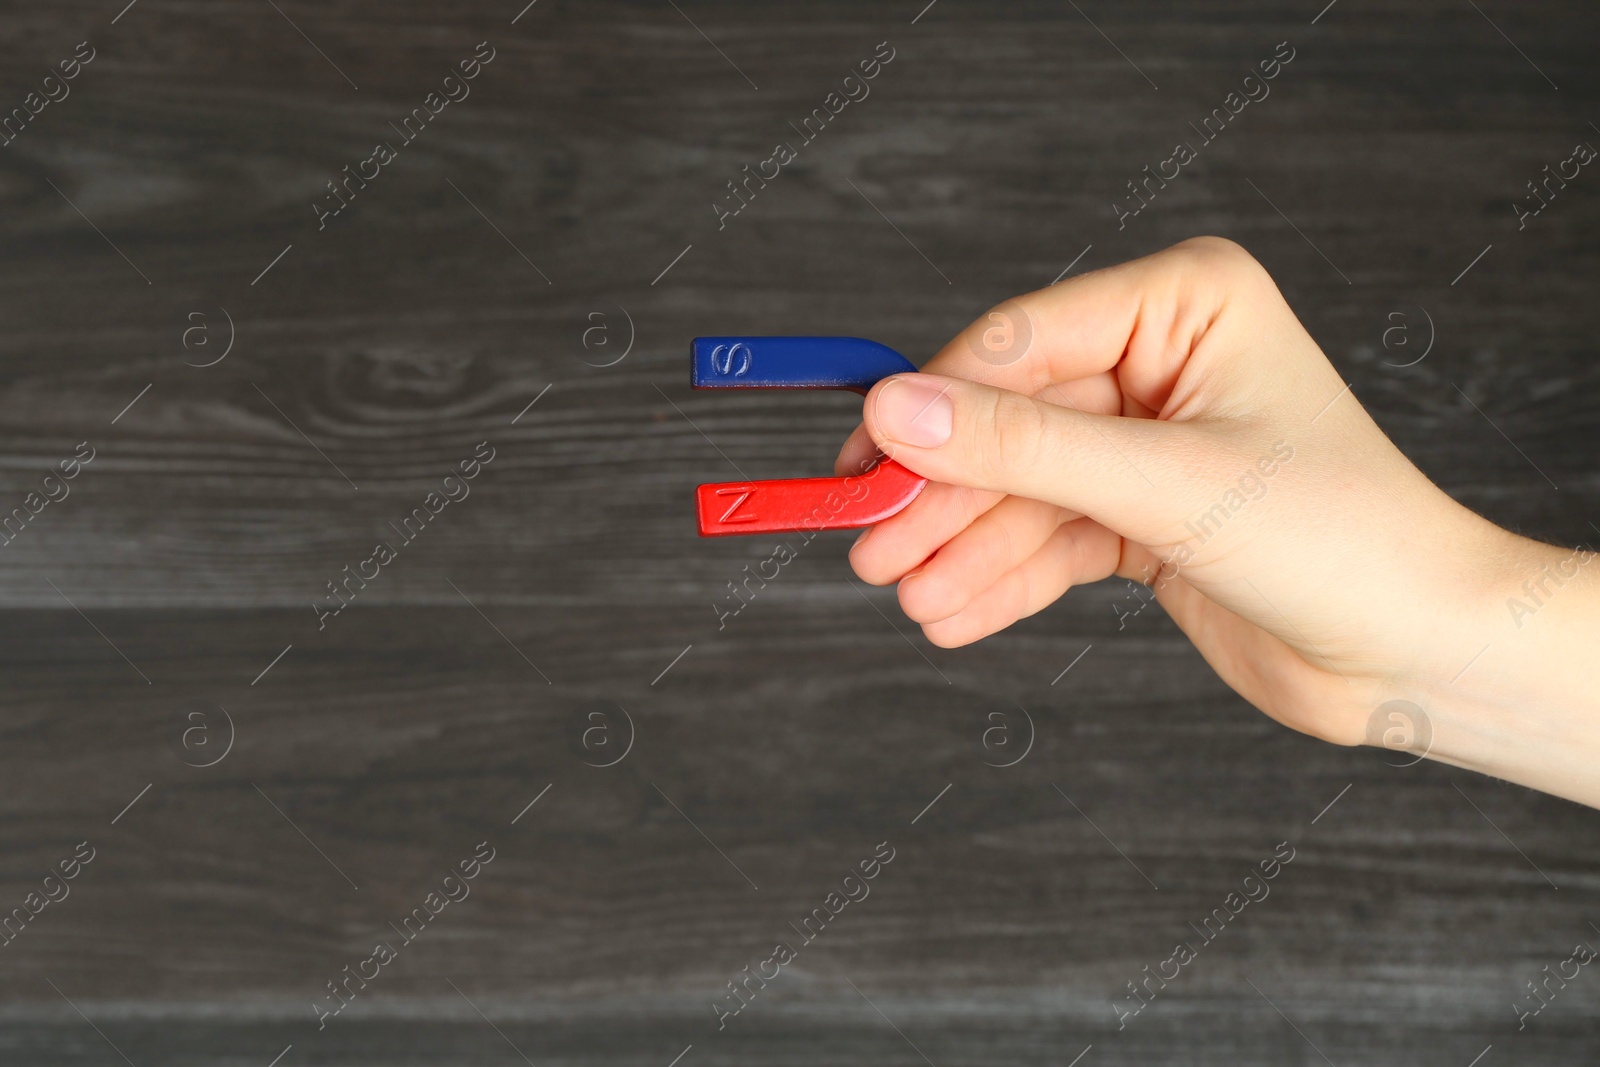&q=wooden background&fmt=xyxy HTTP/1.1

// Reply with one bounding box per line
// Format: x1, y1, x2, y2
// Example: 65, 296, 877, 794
1, 0, 1598, 1063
